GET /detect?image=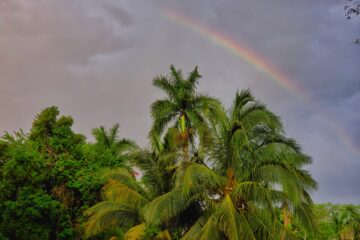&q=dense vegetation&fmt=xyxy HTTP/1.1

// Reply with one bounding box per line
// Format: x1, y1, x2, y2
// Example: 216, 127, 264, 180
0, 66, 359, 239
